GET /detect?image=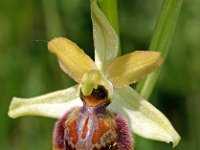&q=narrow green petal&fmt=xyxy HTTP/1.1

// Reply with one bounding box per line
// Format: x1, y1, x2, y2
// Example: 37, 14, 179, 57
48, 37, 96, 83
106, 51, 163, 88
8, 85, 82, 119
91, 0, 119, 70
110, 87, 180, 147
